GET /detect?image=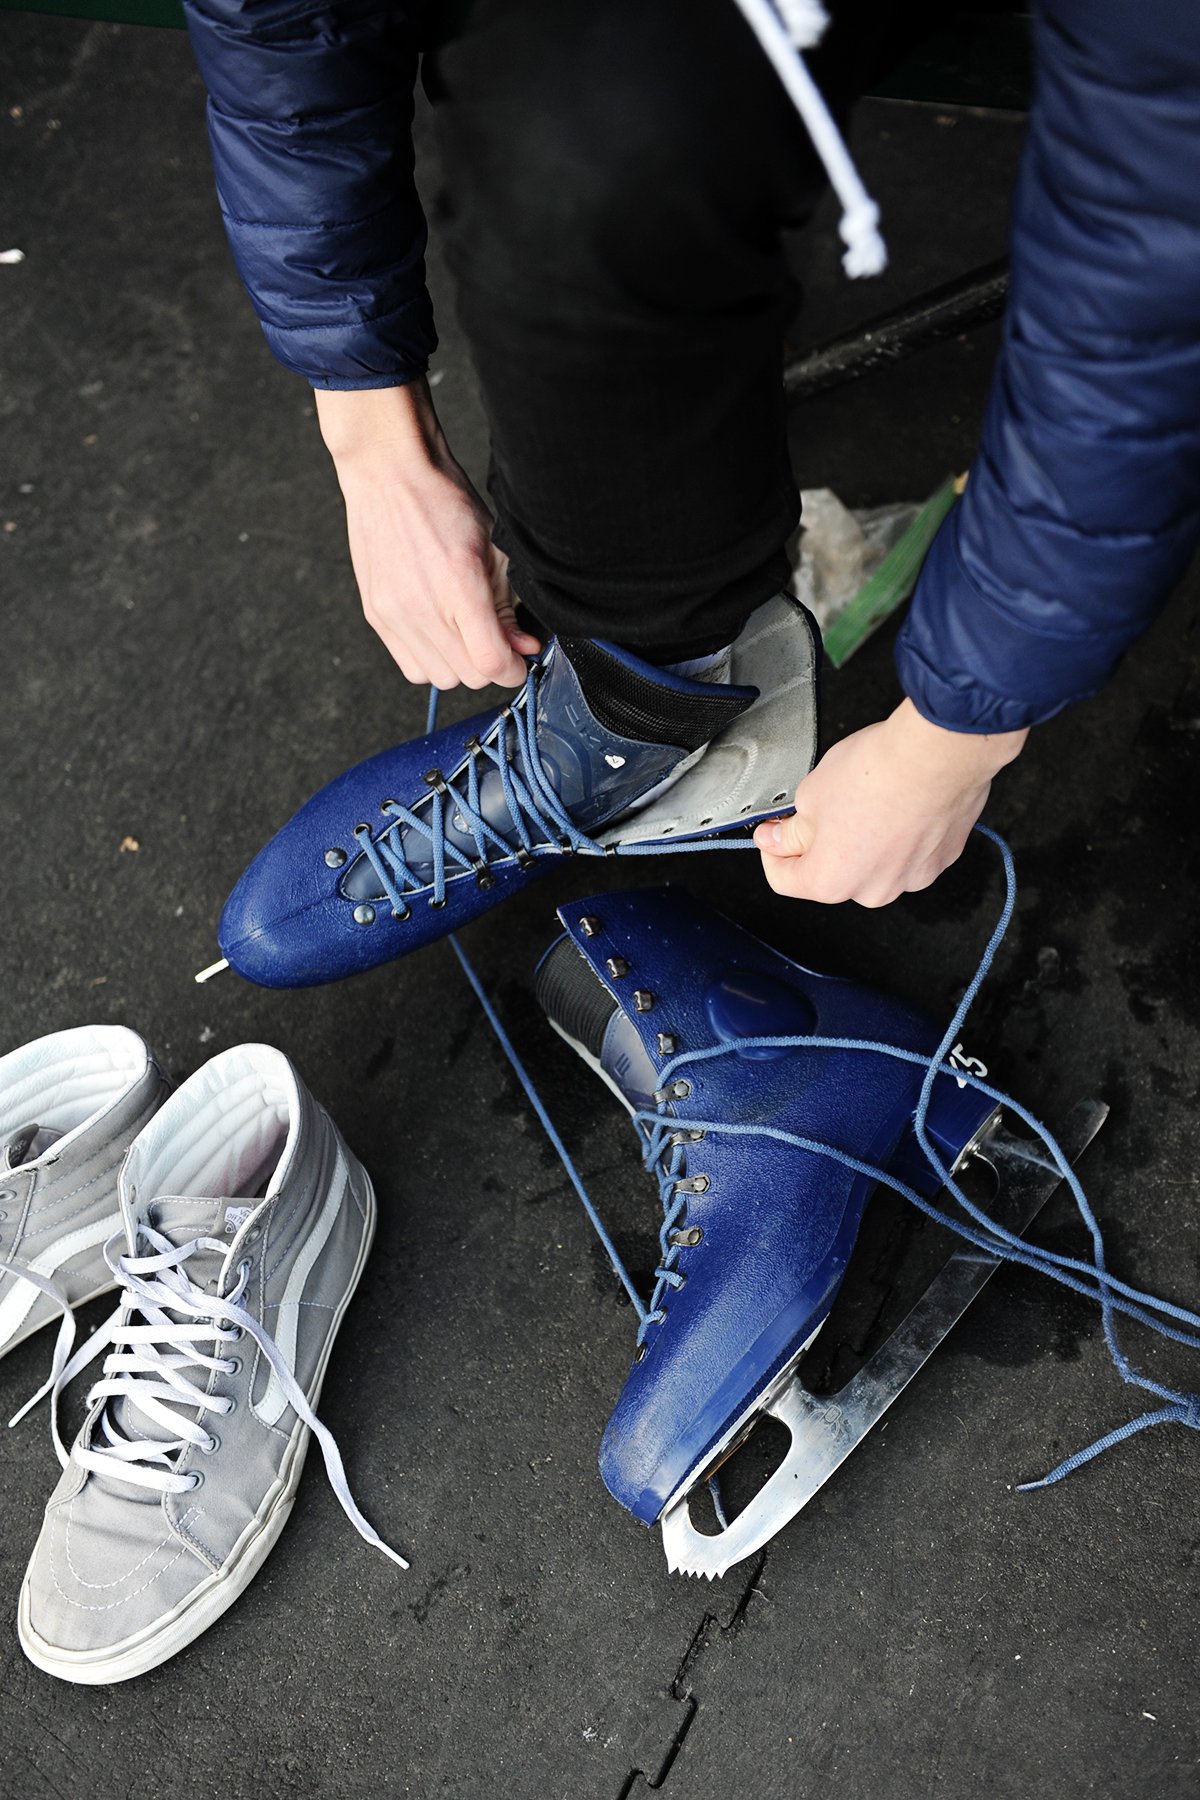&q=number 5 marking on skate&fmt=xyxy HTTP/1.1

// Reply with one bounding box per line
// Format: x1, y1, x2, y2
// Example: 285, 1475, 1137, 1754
949, 1043, 988, 1090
